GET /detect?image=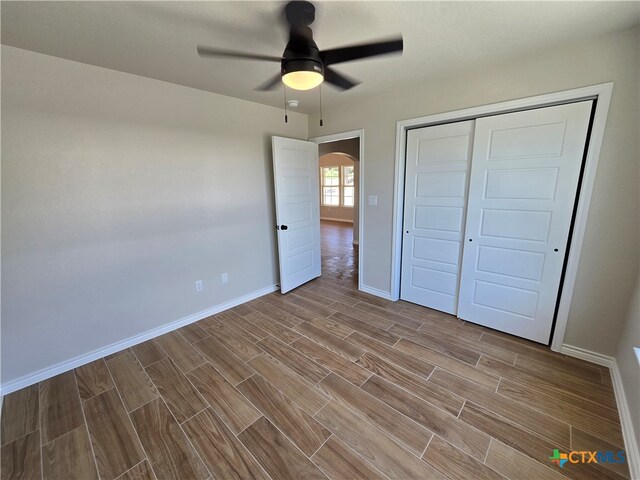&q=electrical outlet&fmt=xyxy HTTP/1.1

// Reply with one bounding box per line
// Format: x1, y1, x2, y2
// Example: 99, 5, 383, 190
368, 195, 378, 206
195, 280, 203, 292
221, 273, 229, 284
